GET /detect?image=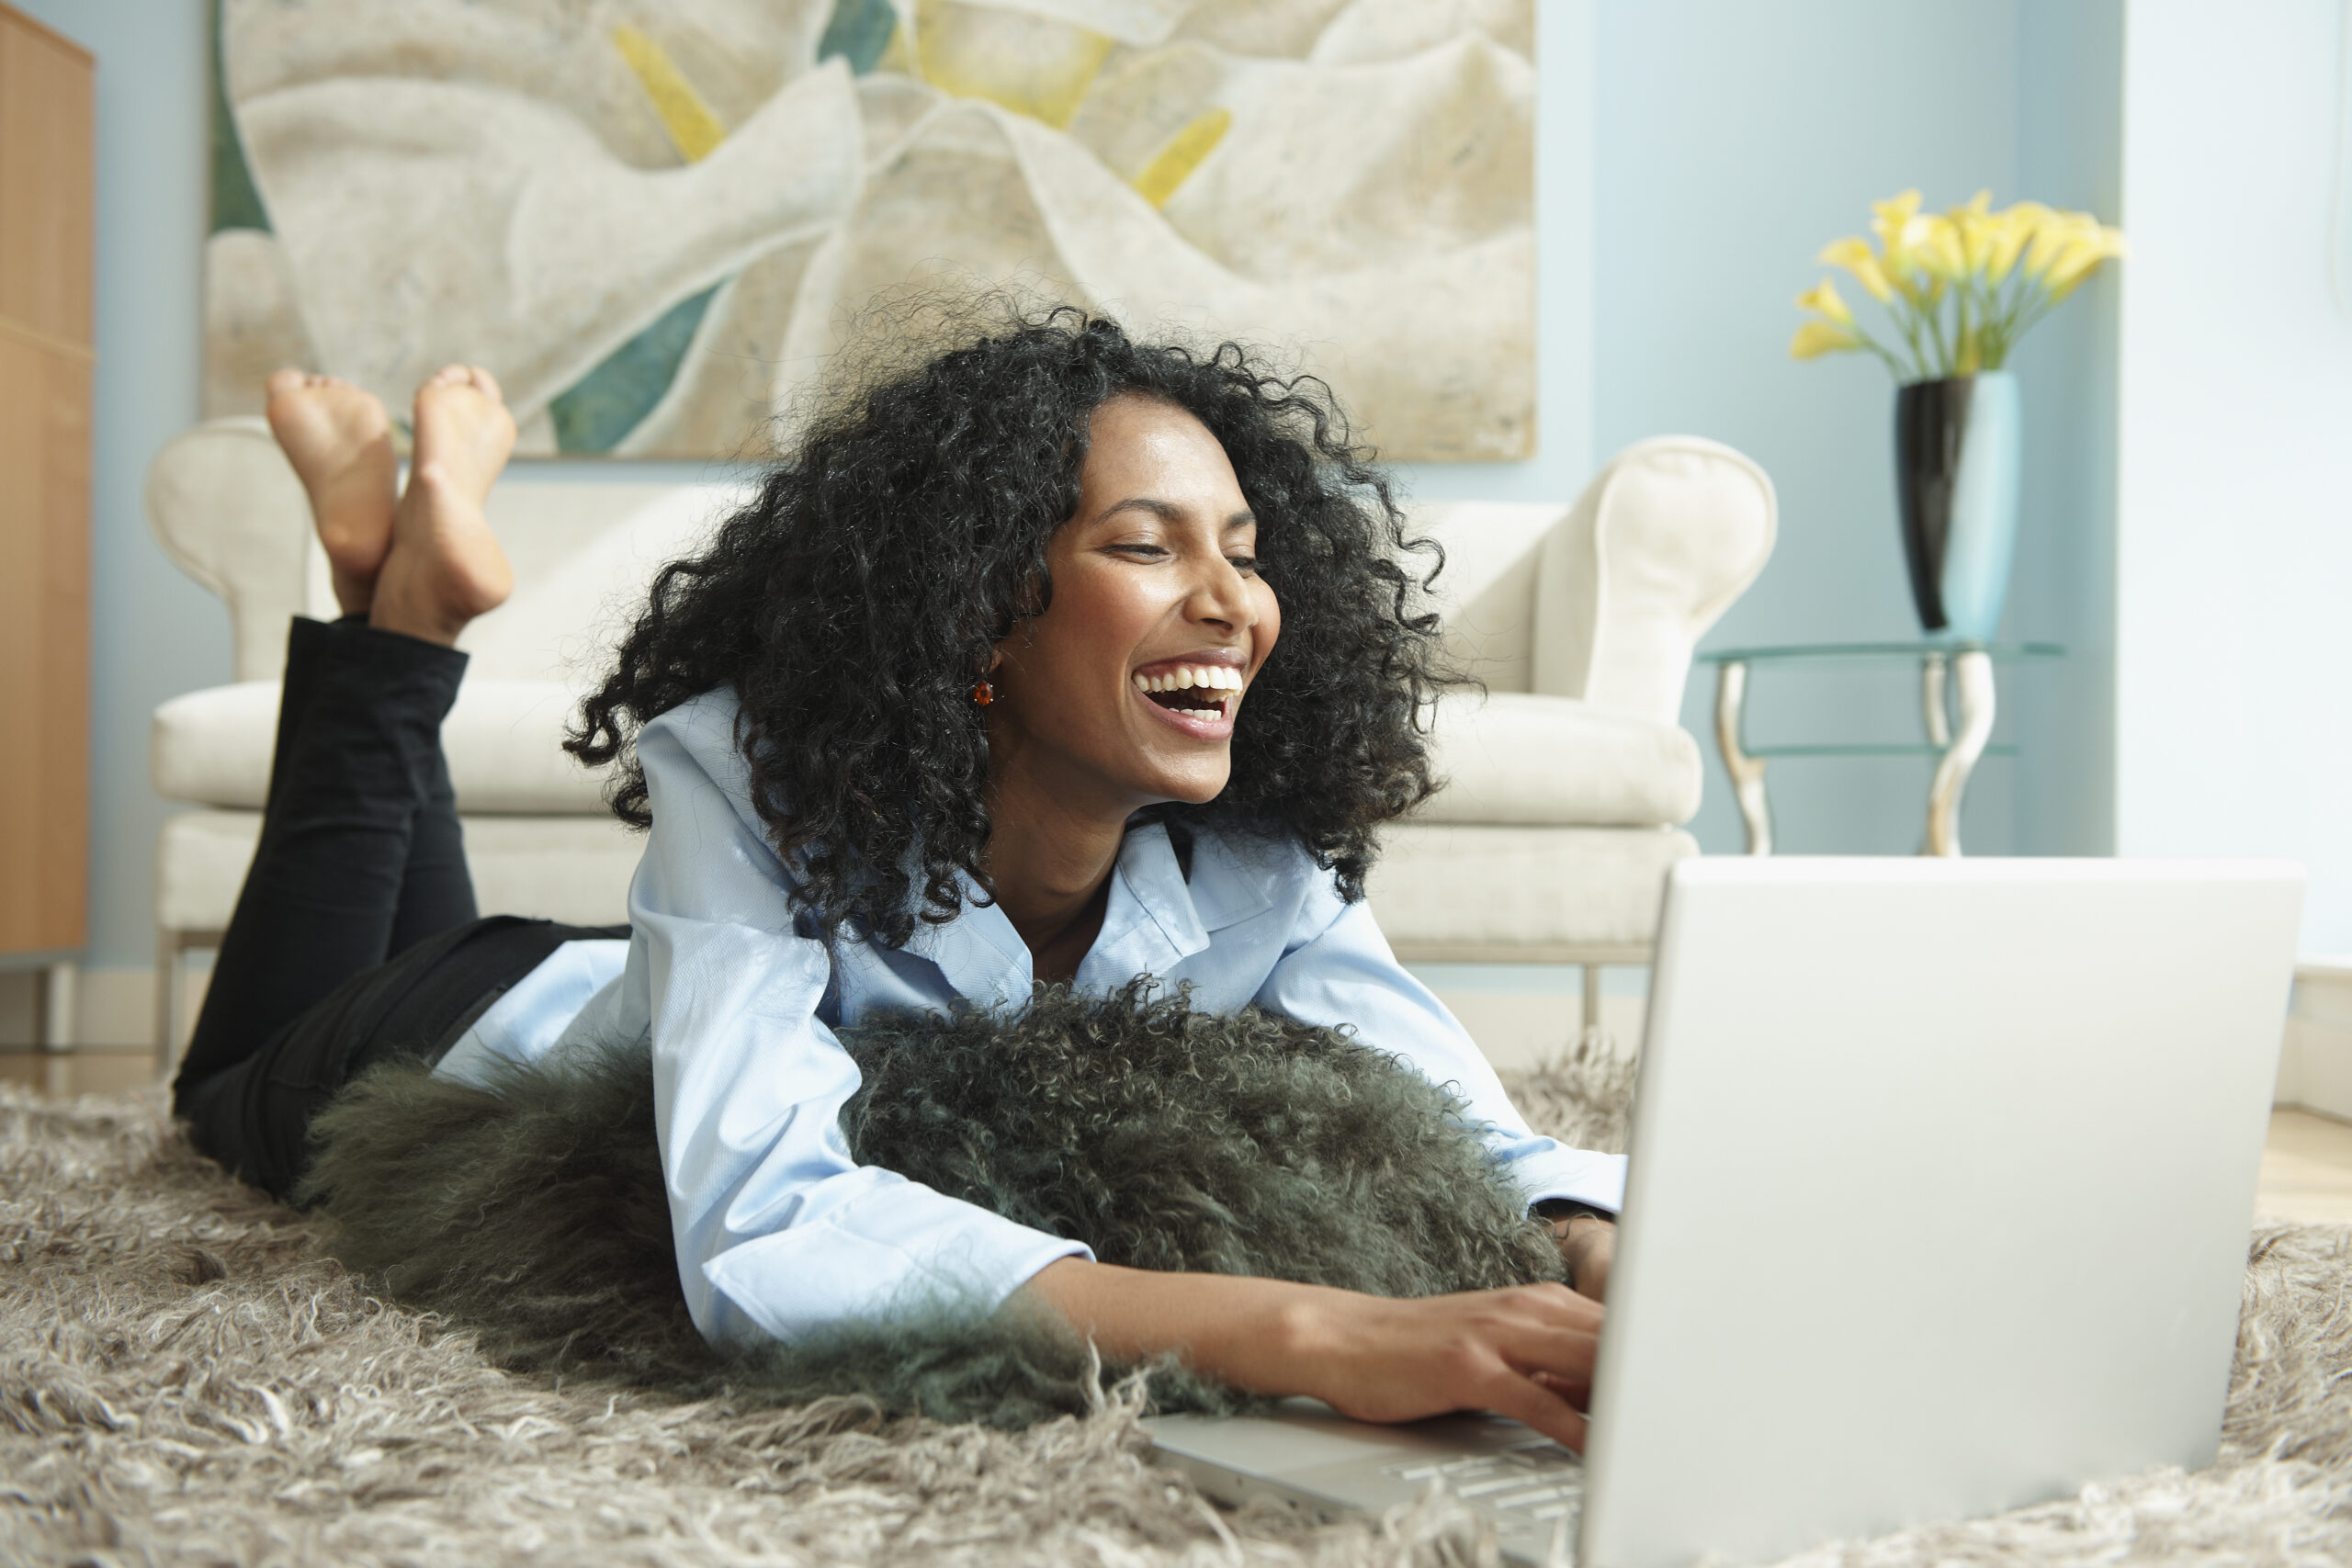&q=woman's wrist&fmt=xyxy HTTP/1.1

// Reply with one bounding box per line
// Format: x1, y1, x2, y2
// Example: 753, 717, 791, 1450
1018, 1257, 1350, 1398
1555, 1215, 1615, 1300
1016, 1257, 1608, 1449
1532, 1197, 1611, 1232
